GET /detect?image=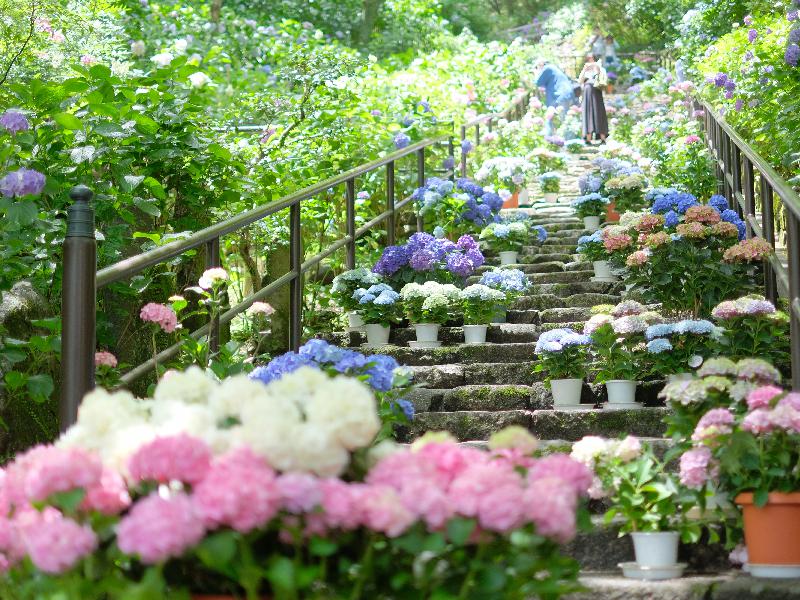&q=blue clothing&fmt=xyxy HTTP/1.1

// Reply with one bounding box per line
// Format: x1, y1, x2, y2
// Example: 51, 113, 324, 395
536, 64, 576, 107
